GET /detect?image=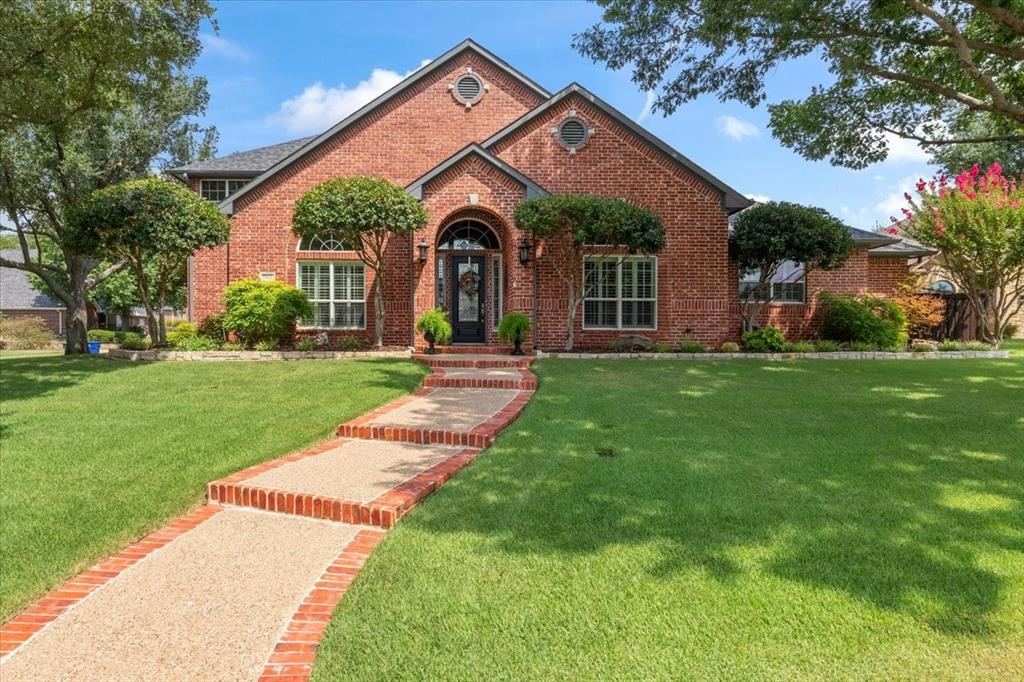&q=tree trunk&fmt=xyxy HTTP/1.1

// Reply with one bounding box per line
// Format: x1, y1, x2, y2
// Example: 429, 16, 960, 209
565, 277, 577, 351
156, 277, 168, 346
63, 256, 91, 355
373, 273, 384, 347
